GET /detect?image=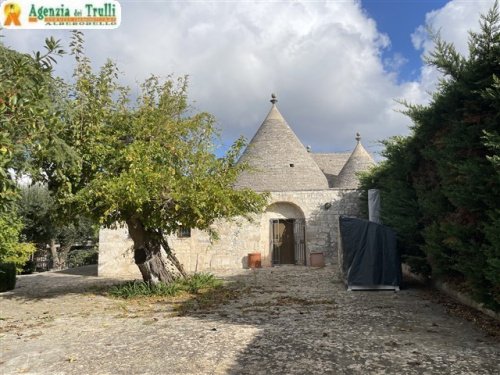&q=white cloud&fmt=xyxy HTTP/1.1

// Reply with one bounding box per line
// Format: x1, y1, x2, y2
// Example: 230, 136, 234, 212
1, 0, 494, 158
383, 53, 408, 73
412, 0, 493, 56
410, 0, 494, 98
